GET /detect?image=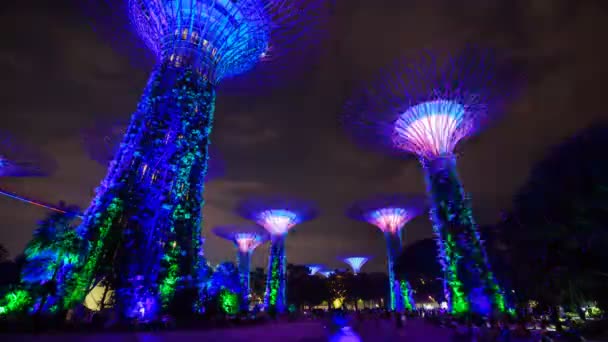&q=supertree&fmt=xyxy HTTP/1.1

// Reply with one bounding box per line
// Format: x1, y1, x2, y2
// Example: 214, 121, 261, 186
213, 225, 269, 312
238, 196, 316, 314
343, 46, 521, 315
68, 0, 327, 319
342, 257, 369, 275
319, 270, 334, 278
348, 194, 424, 312
306, 264, 323, 276
0, 131, 56, 177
